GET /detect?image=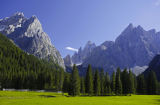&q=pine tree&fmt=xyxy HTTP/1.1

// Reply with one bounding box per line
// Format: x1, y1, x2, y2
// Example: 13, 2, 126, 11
137, 74, 146, 94
55, 71, 60, 91
59, 68, 64, 91
121, 68, 128, 94
147, 71, 158, 95
63, 74, 70, 93
104, 72, 111, 95
128, 70, 135, 94
80, 77, 85, 95
111, 71, 116, 94
100, 69, 105, 95
93, 70, 100, 96
70, 64, 80, 96
115, 68, 122, 95
85, 64, 93, 96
